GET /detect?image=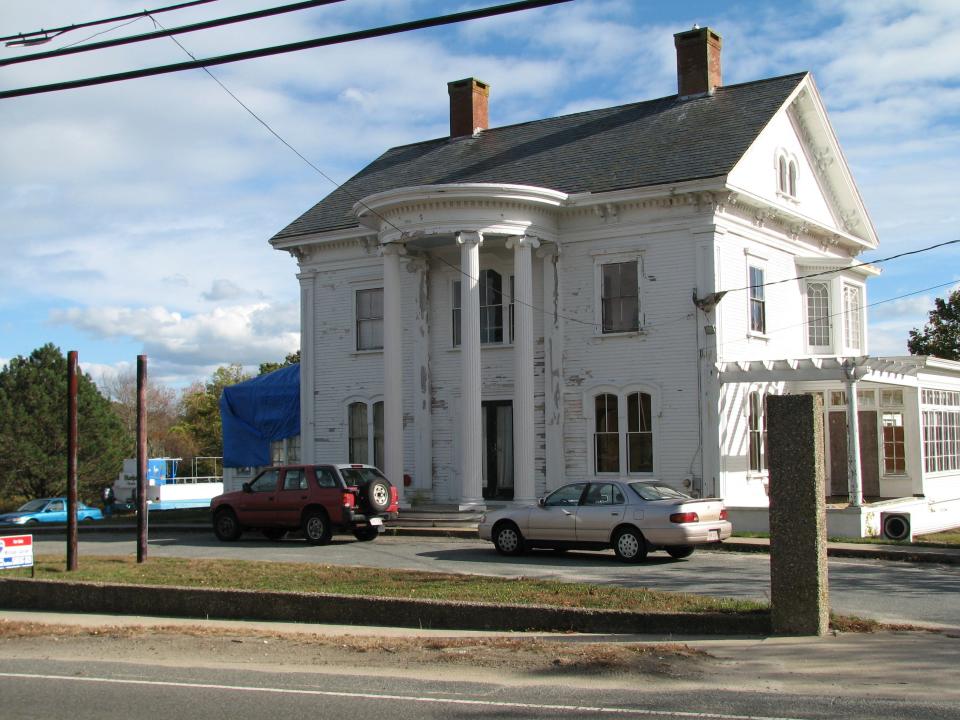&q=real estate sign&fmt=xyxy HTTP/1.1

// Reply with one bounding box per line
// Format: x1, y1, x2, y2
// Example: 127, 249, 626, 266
0, 534, 34, 570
